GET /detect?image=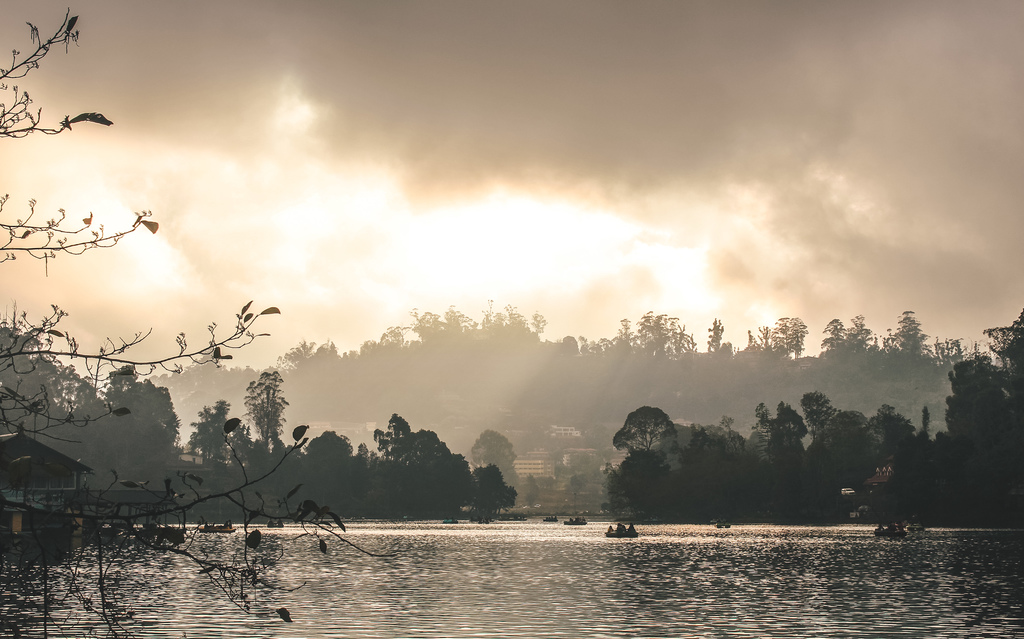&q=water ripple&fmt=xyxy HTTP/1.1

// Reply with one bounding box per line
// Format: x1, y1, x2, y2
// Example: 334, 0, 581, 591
20, 523, 1024, 638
